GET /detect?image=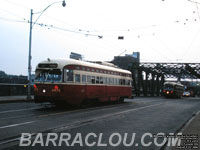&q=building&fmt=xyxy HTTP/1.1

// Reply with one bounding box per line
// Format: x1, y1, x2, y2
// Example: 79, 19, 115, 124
112, 52, 140, 70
